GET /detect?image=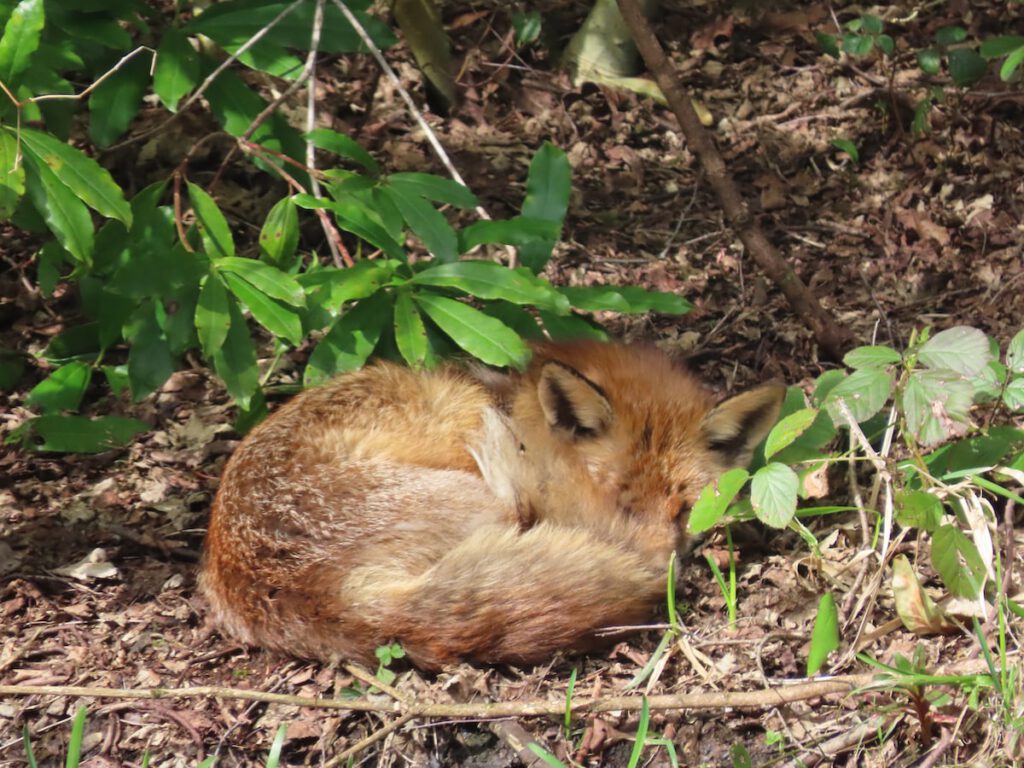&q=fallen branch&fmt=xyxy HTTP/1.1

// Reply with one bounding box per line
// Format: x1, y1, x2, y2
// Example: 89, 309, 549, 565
0, 675, 874, 718
614, 0, 853, 361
